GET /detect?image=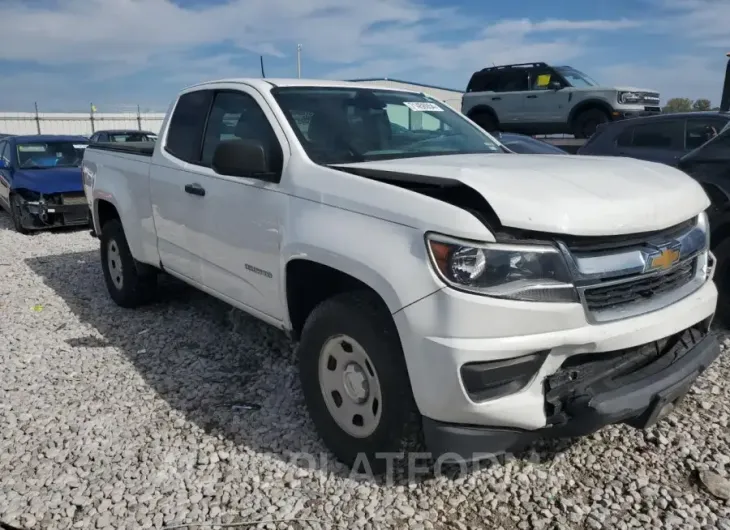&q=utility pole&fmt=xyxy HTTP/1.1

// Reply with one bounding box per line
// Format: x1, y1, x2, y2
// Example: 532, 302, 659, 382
297, 44, 302, 79
34, 102, 41, 134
